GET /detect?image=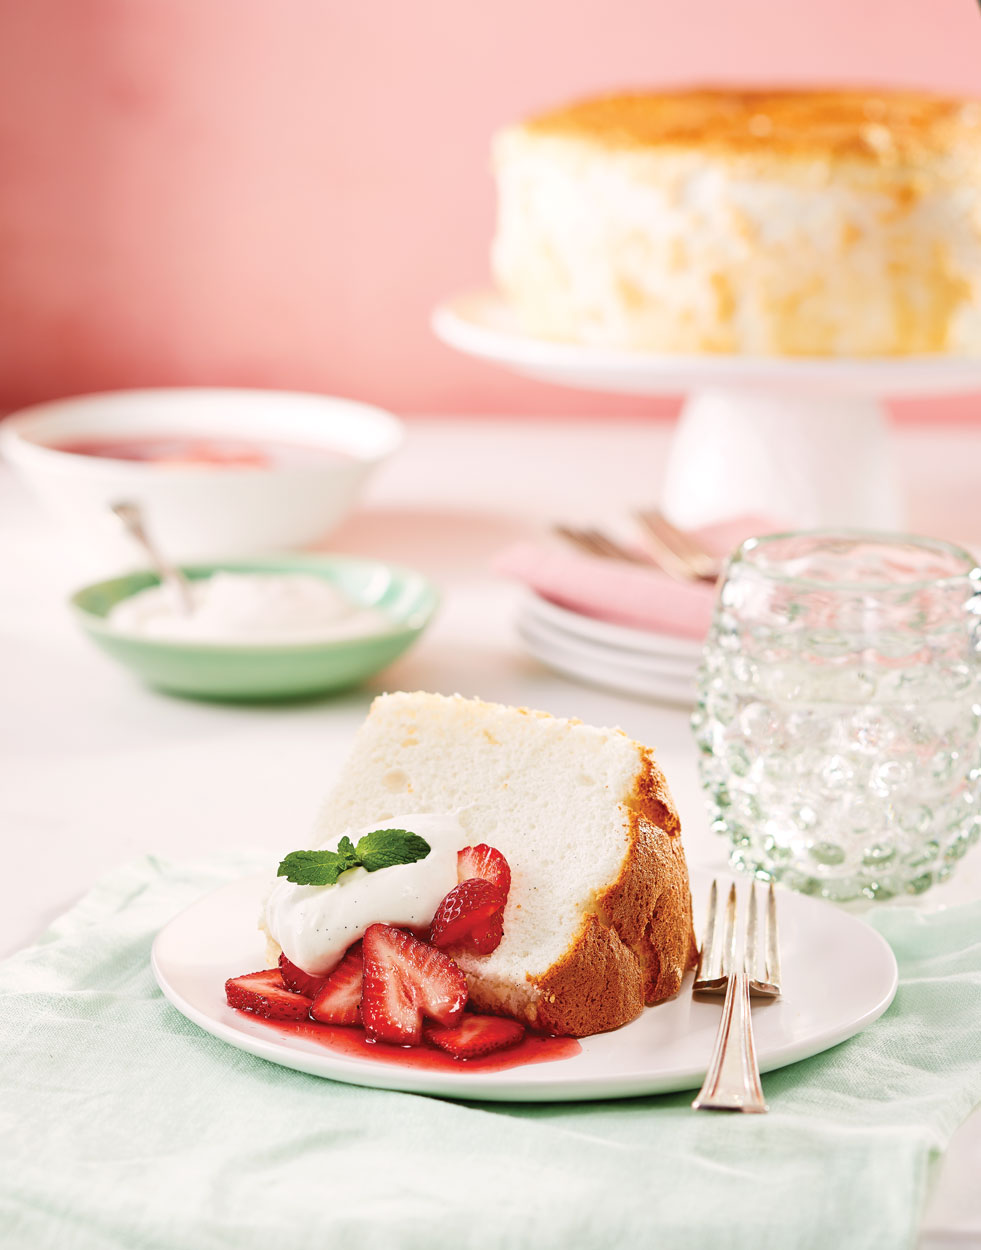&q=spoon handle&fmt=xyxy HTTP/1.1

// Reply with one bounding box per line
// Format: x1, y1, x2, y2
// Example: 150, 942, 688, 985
110, 501, 194, 615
